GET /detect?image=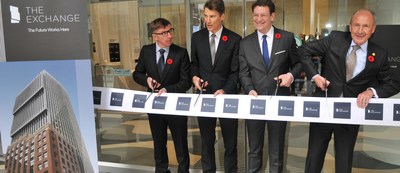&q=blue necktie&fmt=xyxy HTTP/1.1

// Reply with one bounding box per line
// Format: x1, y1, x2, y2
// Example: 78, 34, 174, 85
262, 35, 270, 67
